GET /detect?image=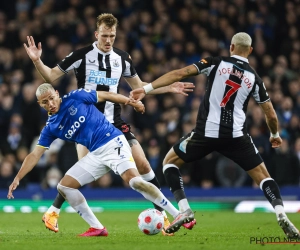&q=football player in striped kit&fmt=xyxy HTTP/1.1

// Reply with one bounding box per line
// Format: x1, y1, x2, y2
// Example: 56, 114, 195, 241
130, 32, 300, 239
